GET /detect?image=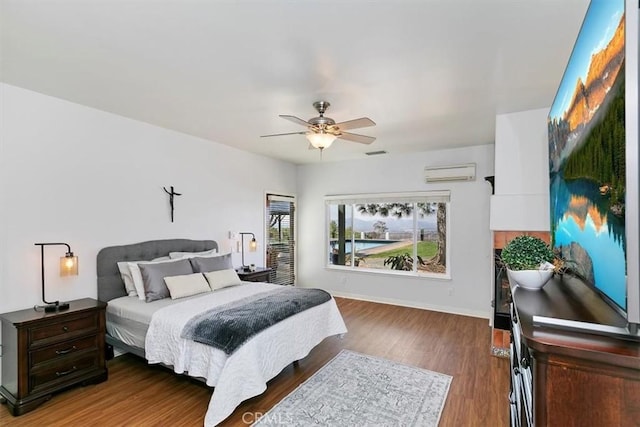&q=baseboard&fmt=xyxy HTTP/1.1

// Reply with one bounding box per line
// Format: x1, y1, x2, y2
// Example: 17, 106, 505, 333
329, 290, 490, 320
